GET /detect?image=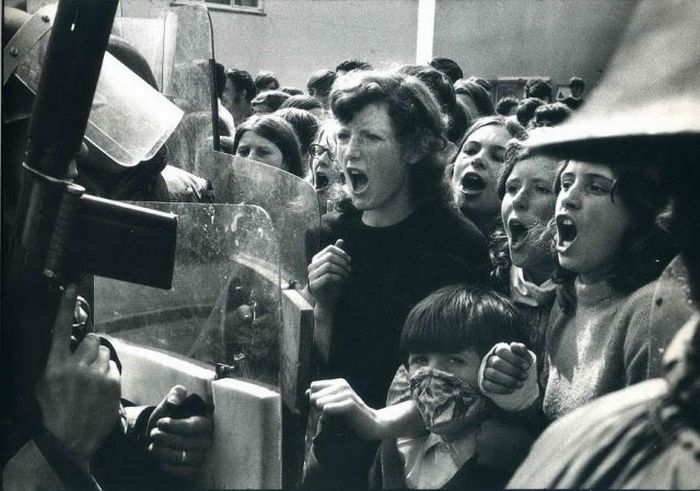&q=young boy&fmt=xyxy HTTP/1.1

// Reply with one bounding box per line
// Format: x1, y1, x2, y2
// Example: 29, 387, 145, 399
307, 285, 538, 488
